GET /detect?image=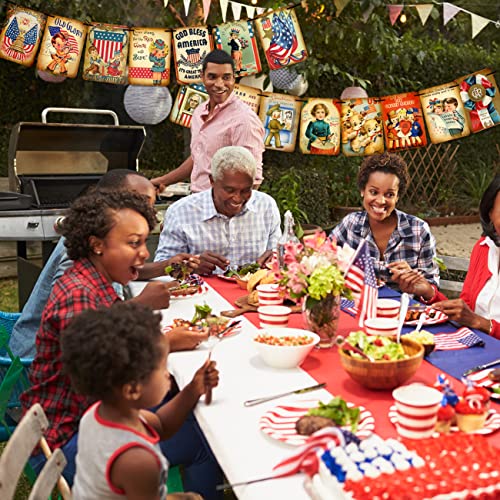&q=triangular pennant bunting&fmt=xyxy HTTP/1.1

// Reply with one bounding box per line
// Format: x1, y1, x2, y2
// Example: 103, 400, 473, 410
414, 4, 433, 26
245, 5, 256, 19
256, 7, 266, 16
163, 0, 169, 7
387, 5, 403, 26
471, 13, 490, 38
333, 0, 351, 18
231, 2, 242, 21
443, 2, 461, 25
183, 0, 191, 16
220, 0, 229, 22
202, 0, 211, 21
